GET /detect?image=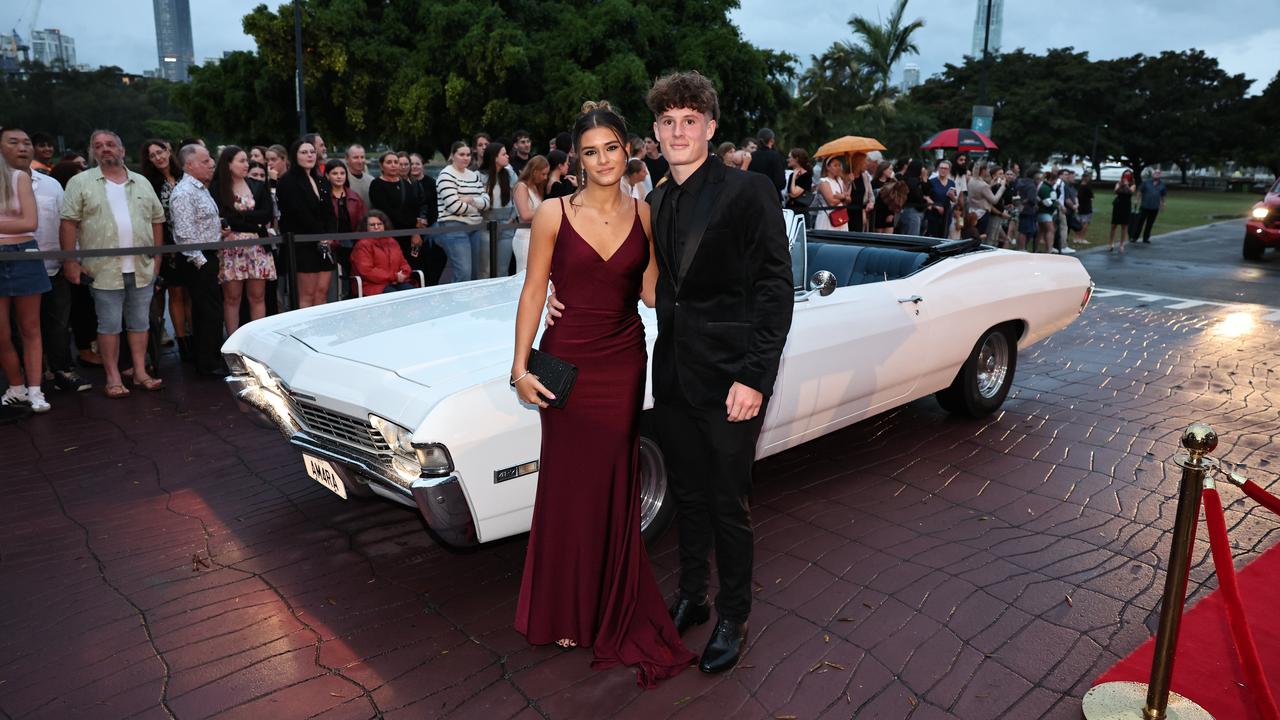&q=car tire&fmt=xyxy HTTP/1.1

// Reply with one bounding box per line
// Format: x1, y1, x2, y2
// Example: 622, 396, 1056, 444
638, 422, 676, 547
1243, 234, 1265, 260
936, 325, 1018, 418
